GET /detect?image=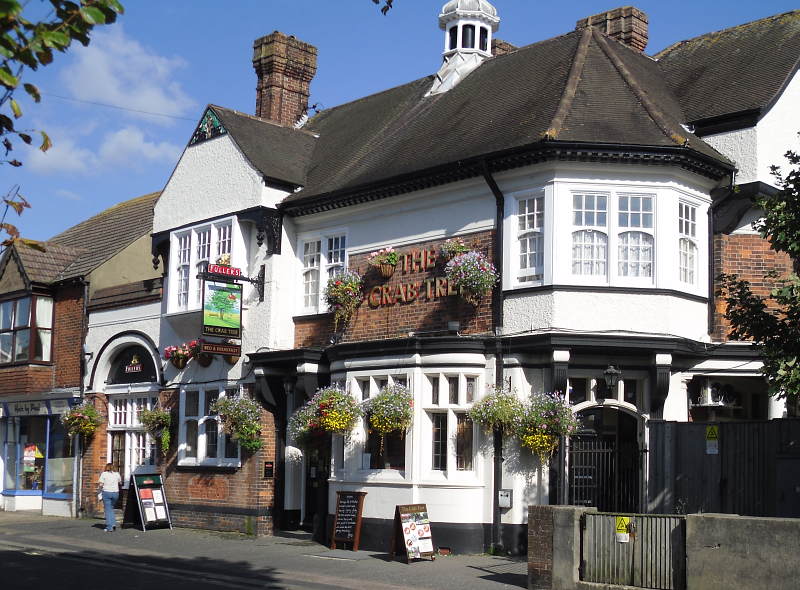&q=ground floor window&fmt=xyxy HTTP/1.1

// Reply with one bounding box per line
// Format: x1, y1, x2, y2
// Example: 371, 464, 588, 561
178, 385, 241, 467
424, 373, 478, 475
2, 414, 75, 497
107, 393, 158, 484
